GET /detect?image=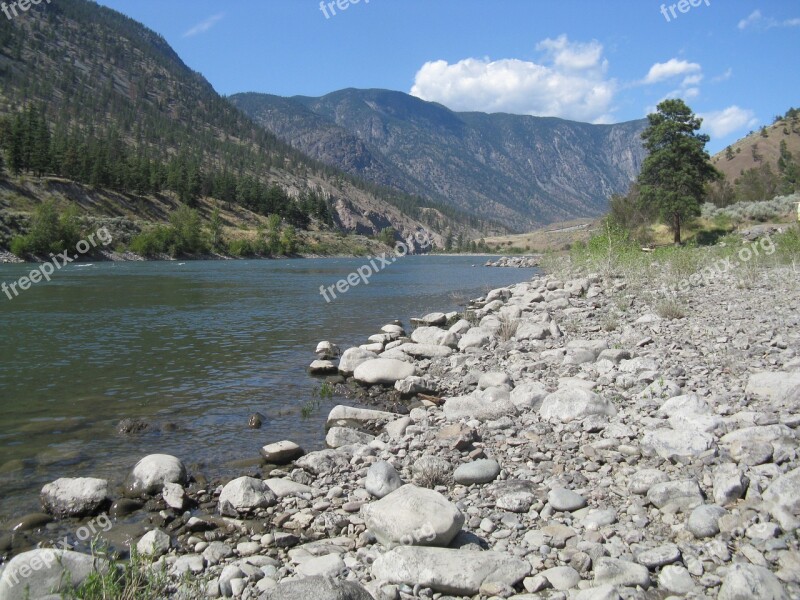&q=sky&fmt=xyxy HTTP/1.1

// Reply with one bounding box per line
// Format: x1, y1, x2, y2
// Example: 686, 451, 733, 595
94, 0, 800, 154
